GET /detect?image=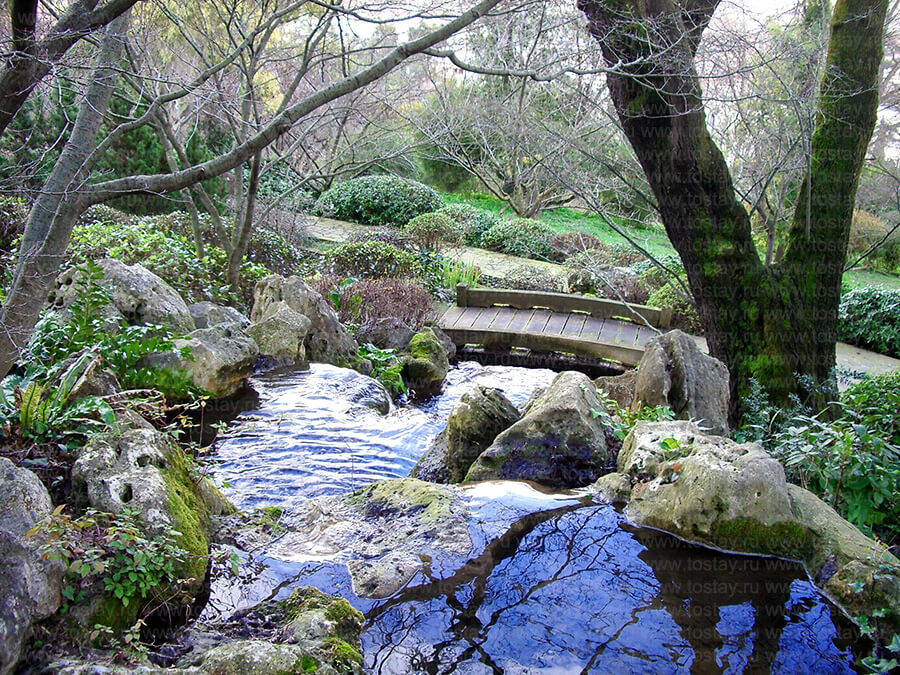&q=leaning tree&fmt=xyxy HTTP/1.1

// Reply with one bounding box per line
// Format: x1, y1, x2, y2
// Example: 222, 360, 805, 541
0, 0, 509, 377
577, 0, 888, 418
